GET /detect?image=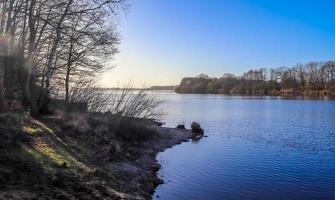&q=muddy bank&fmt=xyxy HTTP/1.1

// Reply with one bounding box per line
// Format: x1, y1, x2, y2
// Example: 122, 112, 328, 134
0, 112, 193, 200
110, 126, 194, 199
